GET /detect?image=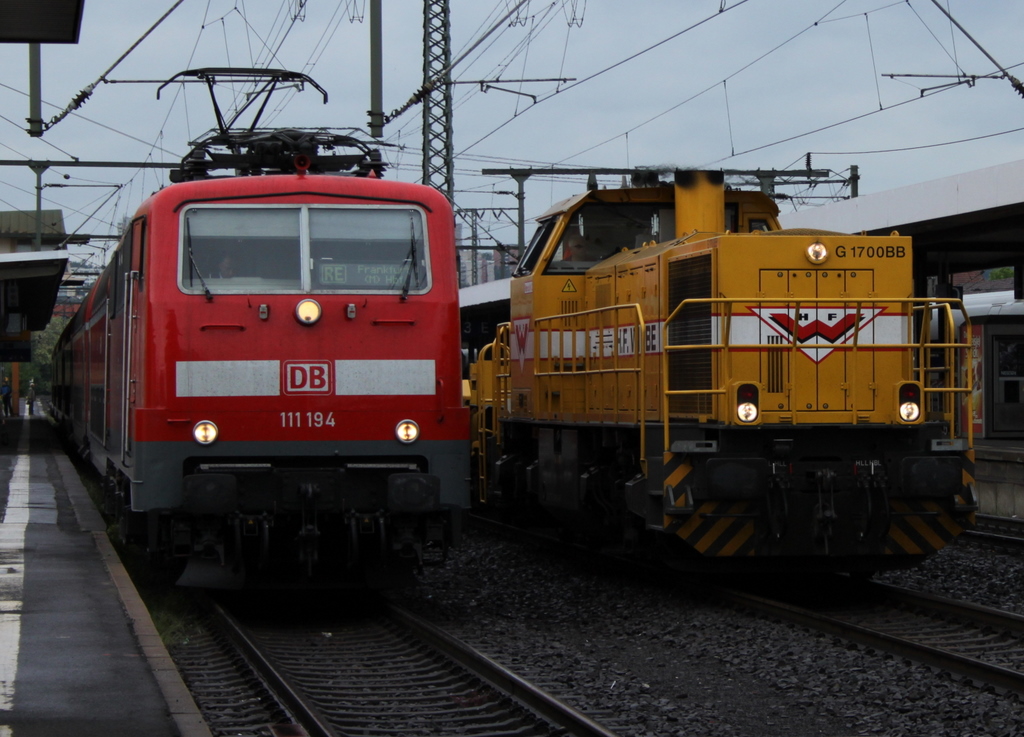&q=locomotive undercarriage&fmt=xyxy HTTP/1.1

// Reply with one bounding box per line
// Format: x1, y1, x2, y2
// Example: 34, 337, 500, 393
108, 458, 459, 588
484, 420, 976, 572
